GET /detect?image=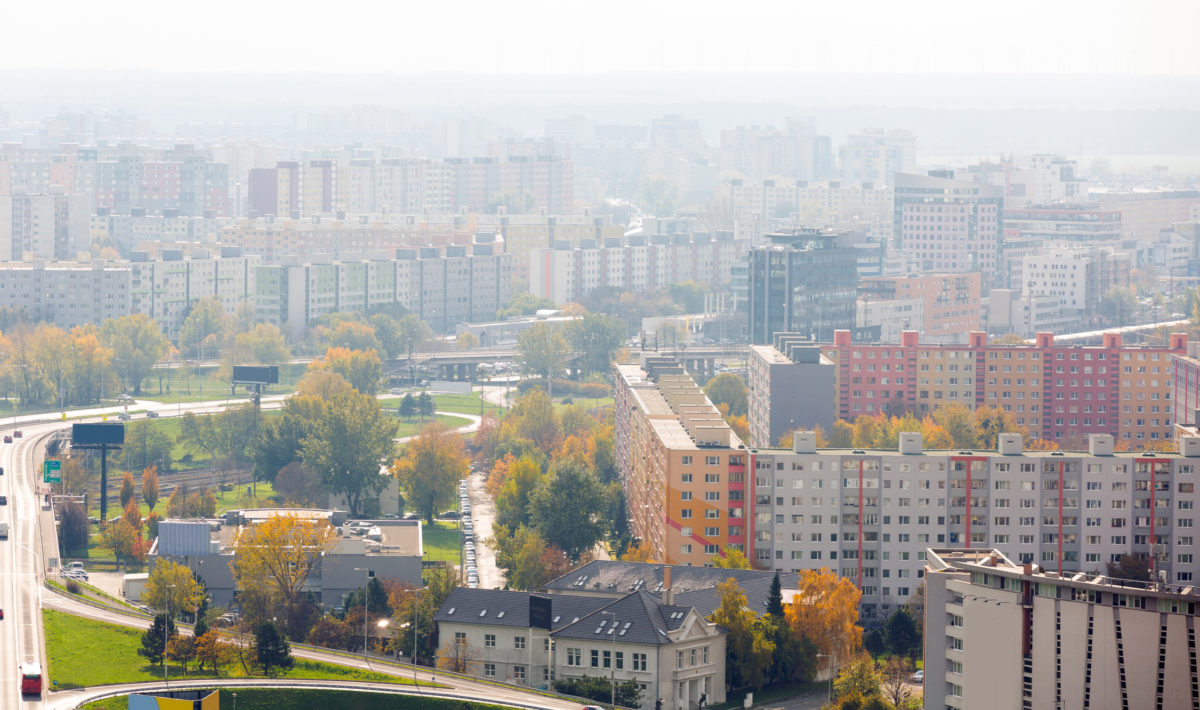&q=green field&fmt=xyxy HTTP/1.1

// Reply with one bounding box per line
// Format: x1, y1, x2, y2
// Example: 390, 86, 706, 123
421, 520, 464, 563
134, 363, 309, 404
392, 413, 473, 439
43, 609, 429, 690
82, 689, 511, 710
428, 391, 504, 418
